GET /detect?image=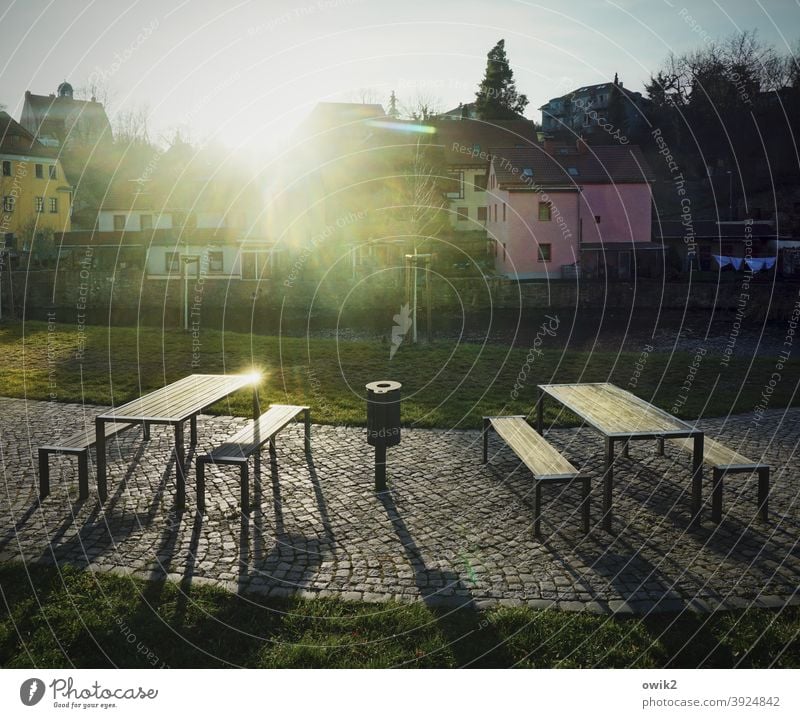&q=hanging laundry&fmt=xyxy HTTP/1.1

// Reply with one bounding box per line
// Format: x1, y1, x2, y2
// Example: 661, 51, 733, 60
729, 257, 744, 270
764, 257, 777, 270
713, 255, 732, 268
745, 258, 766, 272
